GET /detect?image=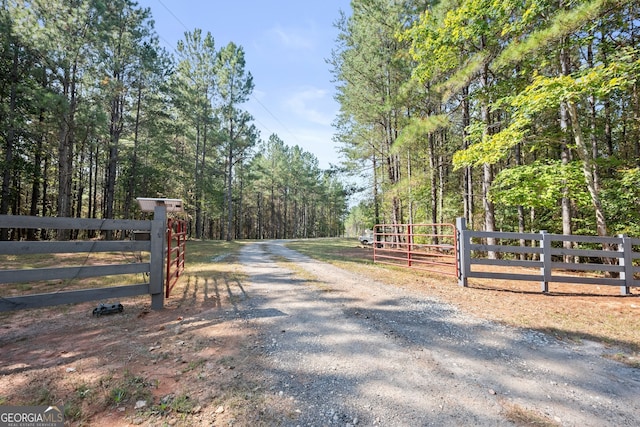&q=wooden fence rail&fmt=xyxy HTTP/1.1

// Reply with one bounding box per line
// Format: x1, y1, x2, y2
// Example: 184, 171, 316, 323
456, 217, 640, 295
0, 207, 167, 312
